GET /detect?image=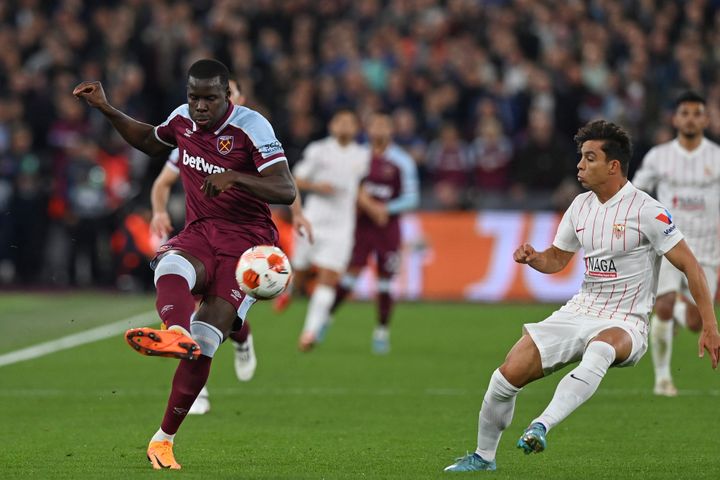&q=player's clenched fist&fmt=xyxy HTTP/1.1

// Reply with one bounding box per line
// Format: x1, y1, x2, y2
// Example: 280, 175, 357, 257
72, 81, 109, 108
513, 243, 538, 264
